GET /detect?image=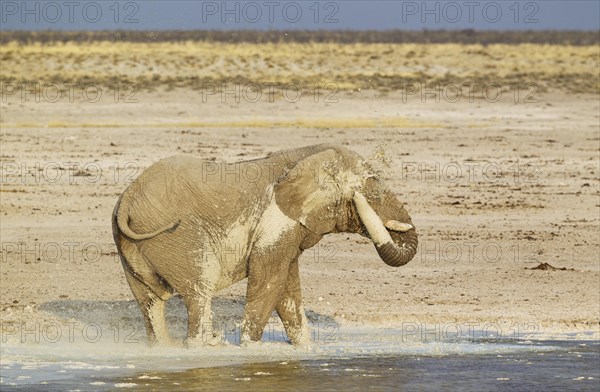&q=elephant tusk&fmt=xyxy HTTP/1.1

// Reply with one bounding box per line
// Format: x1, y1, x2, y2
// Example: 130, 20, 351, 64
385, 220, 413, 232
353, 192, 393, 246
